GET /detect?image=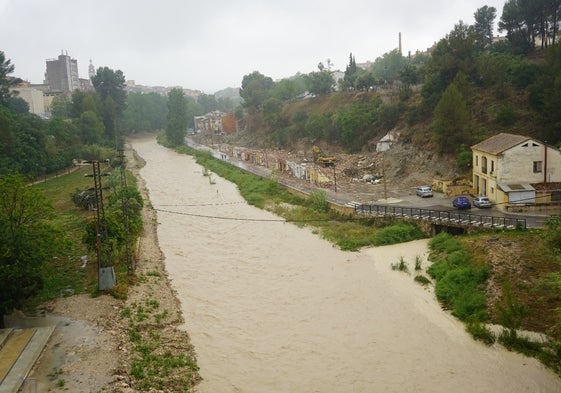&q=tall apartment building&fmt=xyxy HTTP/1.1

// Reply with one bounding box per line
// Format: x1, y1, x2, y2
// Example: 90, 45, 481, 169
44, 51, 80, 93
